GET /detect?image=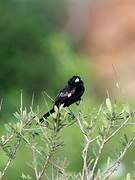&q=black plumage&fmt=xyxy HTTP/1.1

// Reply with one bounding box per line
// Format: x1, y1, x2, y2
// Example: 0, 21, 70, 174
40, 75, 85, 123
